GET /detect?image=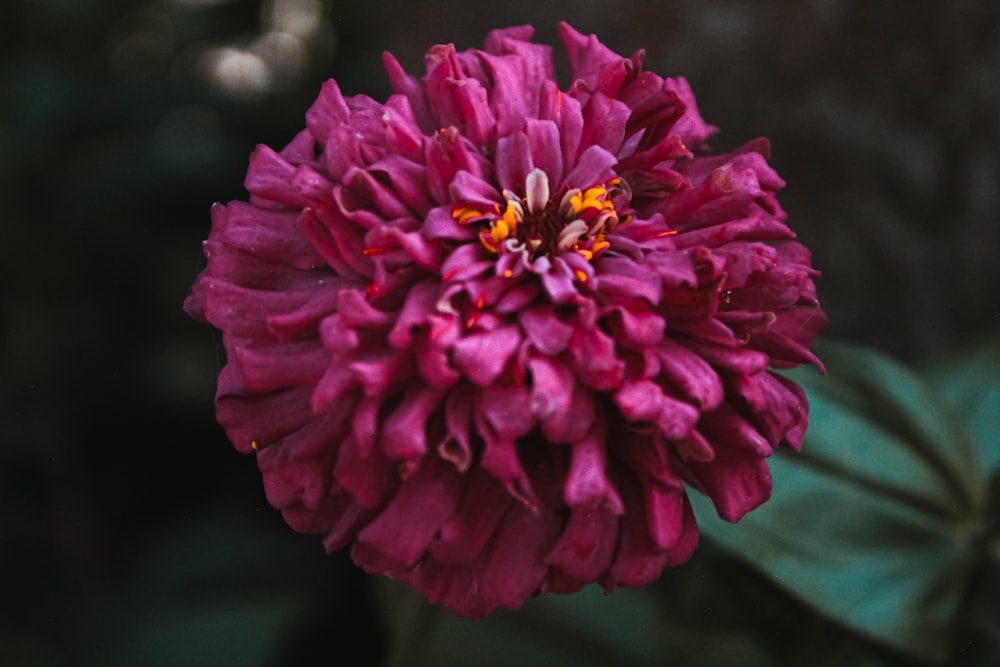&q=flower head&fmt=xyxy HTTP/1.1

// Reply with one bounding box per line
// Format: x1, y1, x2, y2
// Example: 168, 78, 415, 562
185, 23, 826, 617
